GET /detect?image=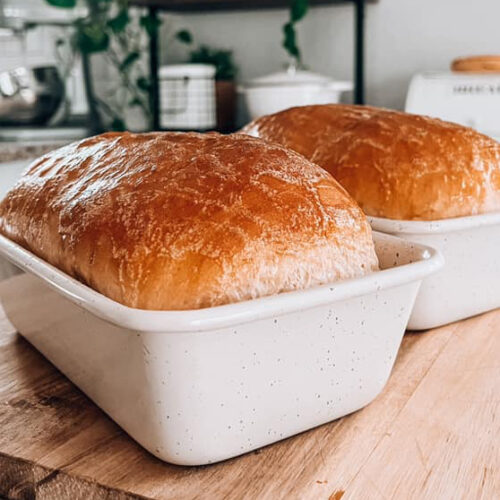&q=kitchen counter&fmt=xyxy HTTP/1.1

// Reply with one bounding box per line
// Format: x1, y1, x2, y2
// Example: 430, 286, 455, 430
0, 273, 498, 499
0, 142, 66, 164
